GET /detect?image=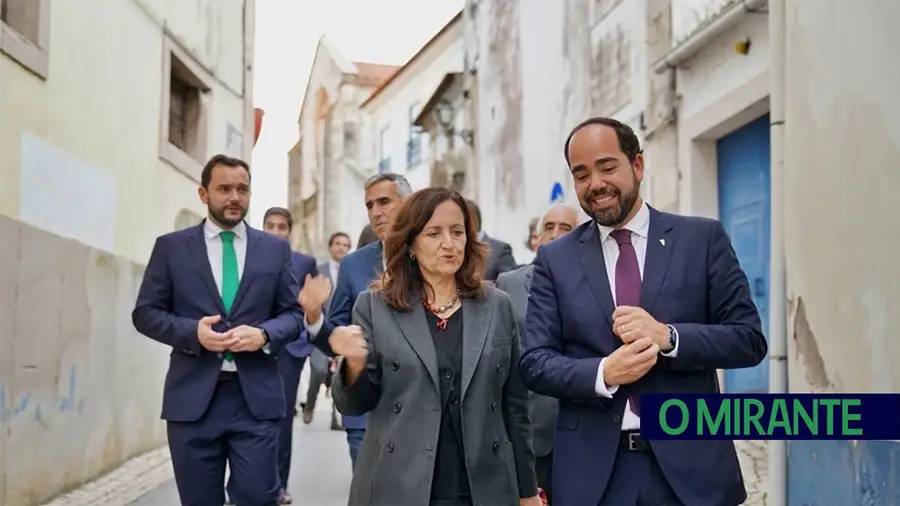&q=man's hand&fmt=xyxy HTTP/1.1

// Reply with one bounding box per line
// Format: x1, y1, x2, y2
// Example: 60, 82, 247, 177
299, 274, 332, 323
197, 315, 238, 352
329, 325, 367, 365
612, 305, 669, 349
228, 325, 267, 352
602, 336, 660, 387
